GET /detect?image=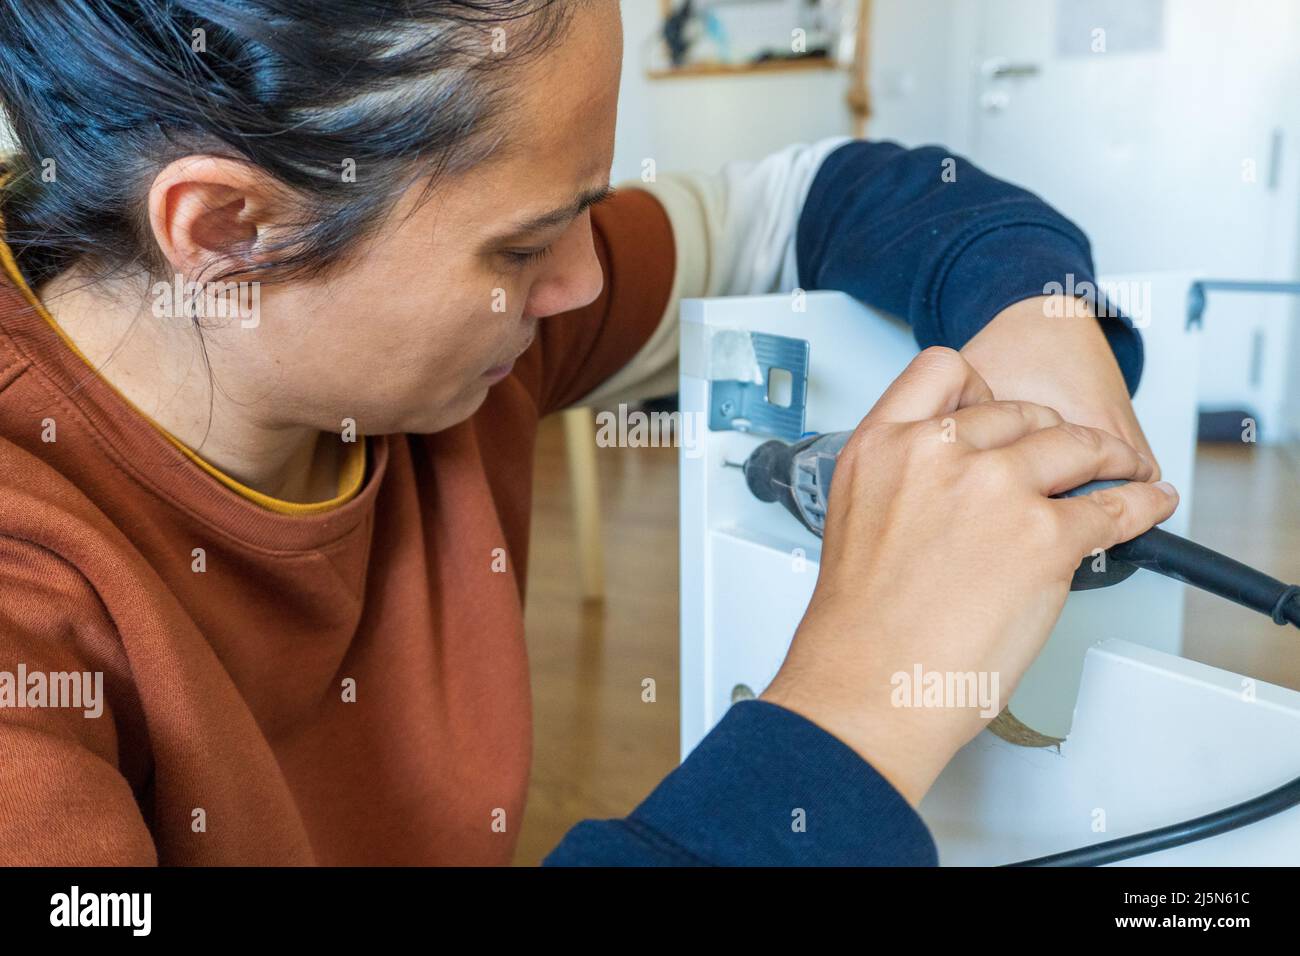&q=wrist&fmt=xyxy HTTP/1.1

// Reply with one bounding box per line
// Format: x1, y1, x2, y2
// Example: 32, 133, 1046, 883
760, 657, 971, 808
961, 295, 1122, 396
